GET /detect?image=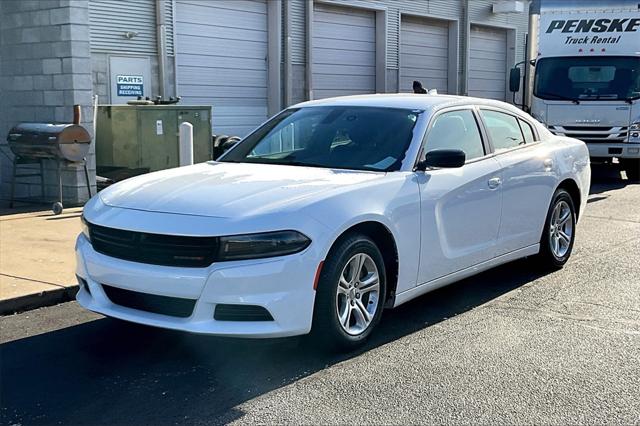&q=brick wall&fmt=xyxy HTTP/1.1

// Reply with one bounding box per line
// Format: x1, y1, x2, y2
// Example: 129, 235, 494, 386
0, 0, 95, 208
